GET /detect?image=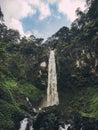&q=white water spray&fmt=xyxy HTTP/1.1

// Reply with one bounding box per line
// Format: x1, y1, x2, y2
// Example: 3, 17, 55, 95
19, 118, 28, 130
19, 118, 34, 130
59, 124, 71, 130
47, 50, 59, 106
